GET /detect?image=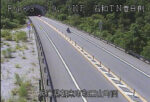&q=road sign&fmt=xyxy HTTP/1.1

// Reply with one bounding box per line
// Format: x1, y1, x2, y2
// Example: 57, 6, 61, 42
27, 21, 32, 38
27, 21, 31, 30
